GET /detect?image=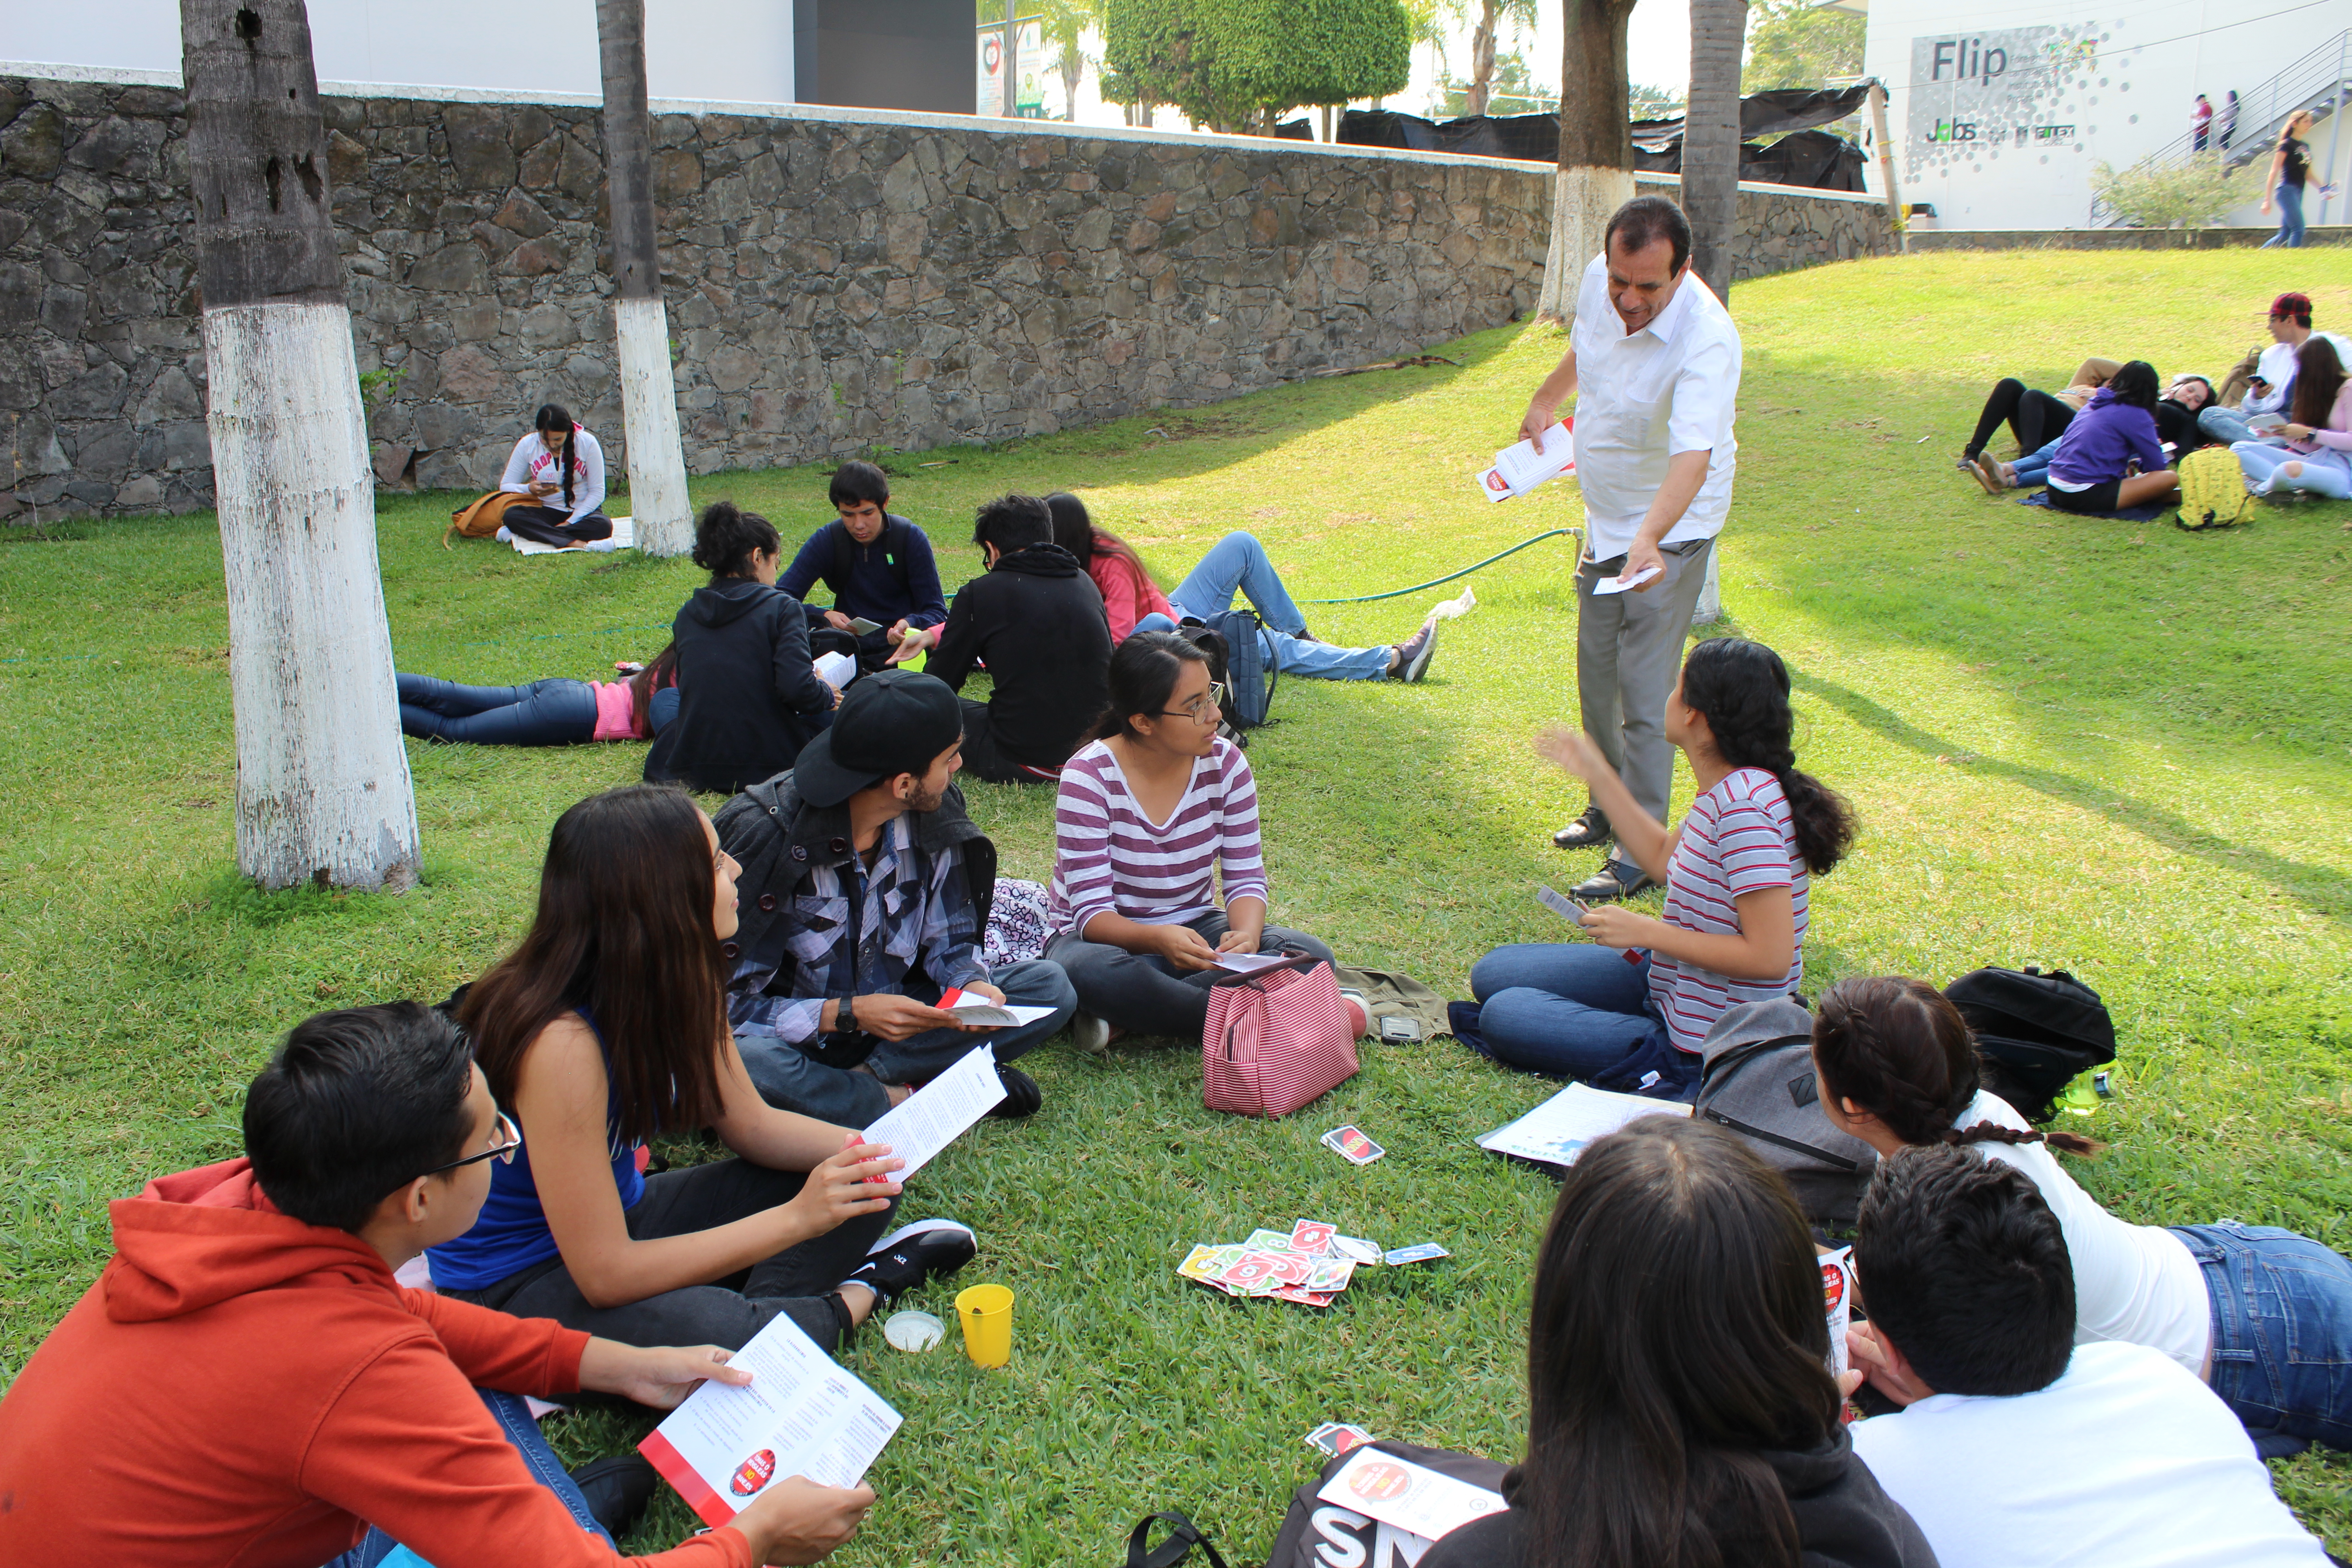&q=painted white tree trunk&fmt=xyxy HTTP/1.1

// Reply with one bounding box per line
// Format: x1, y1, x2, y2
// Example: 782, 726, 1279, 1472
1694, 547, 1723, 623
204, 300, 421, 892
615, 294, 692, 557
1536, 164, 1637, 322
